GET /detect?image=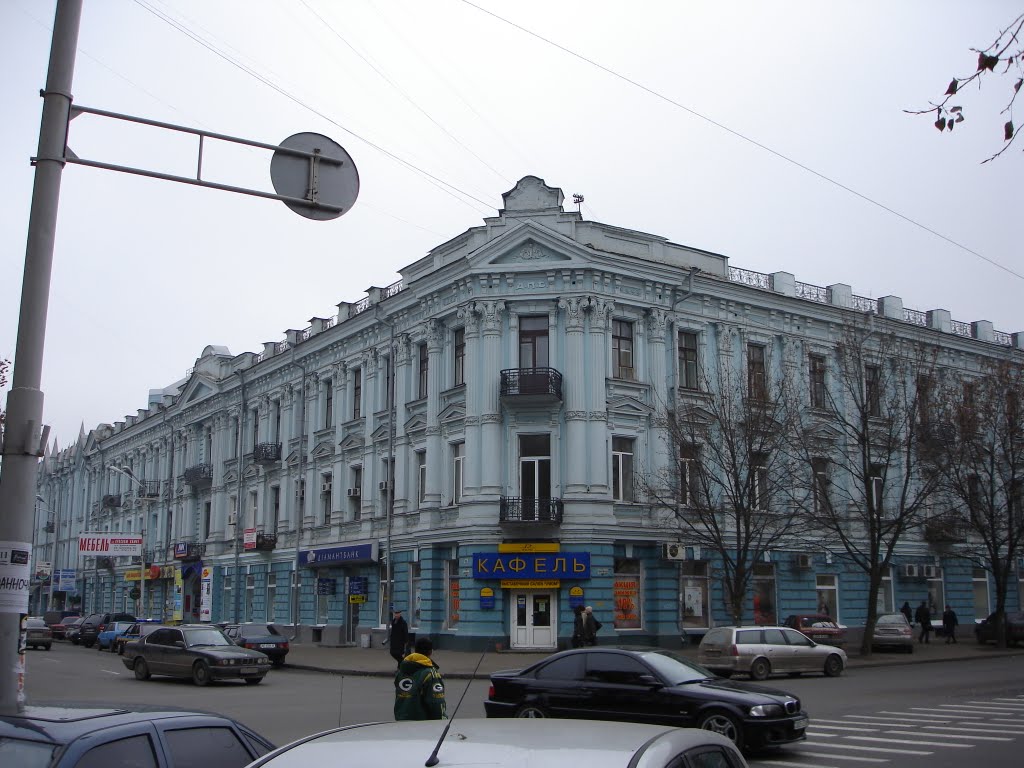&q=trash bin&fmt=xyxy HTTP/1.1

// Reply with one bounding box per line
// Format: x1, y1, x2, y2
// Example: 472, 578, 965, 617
360, 633, 370, 649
